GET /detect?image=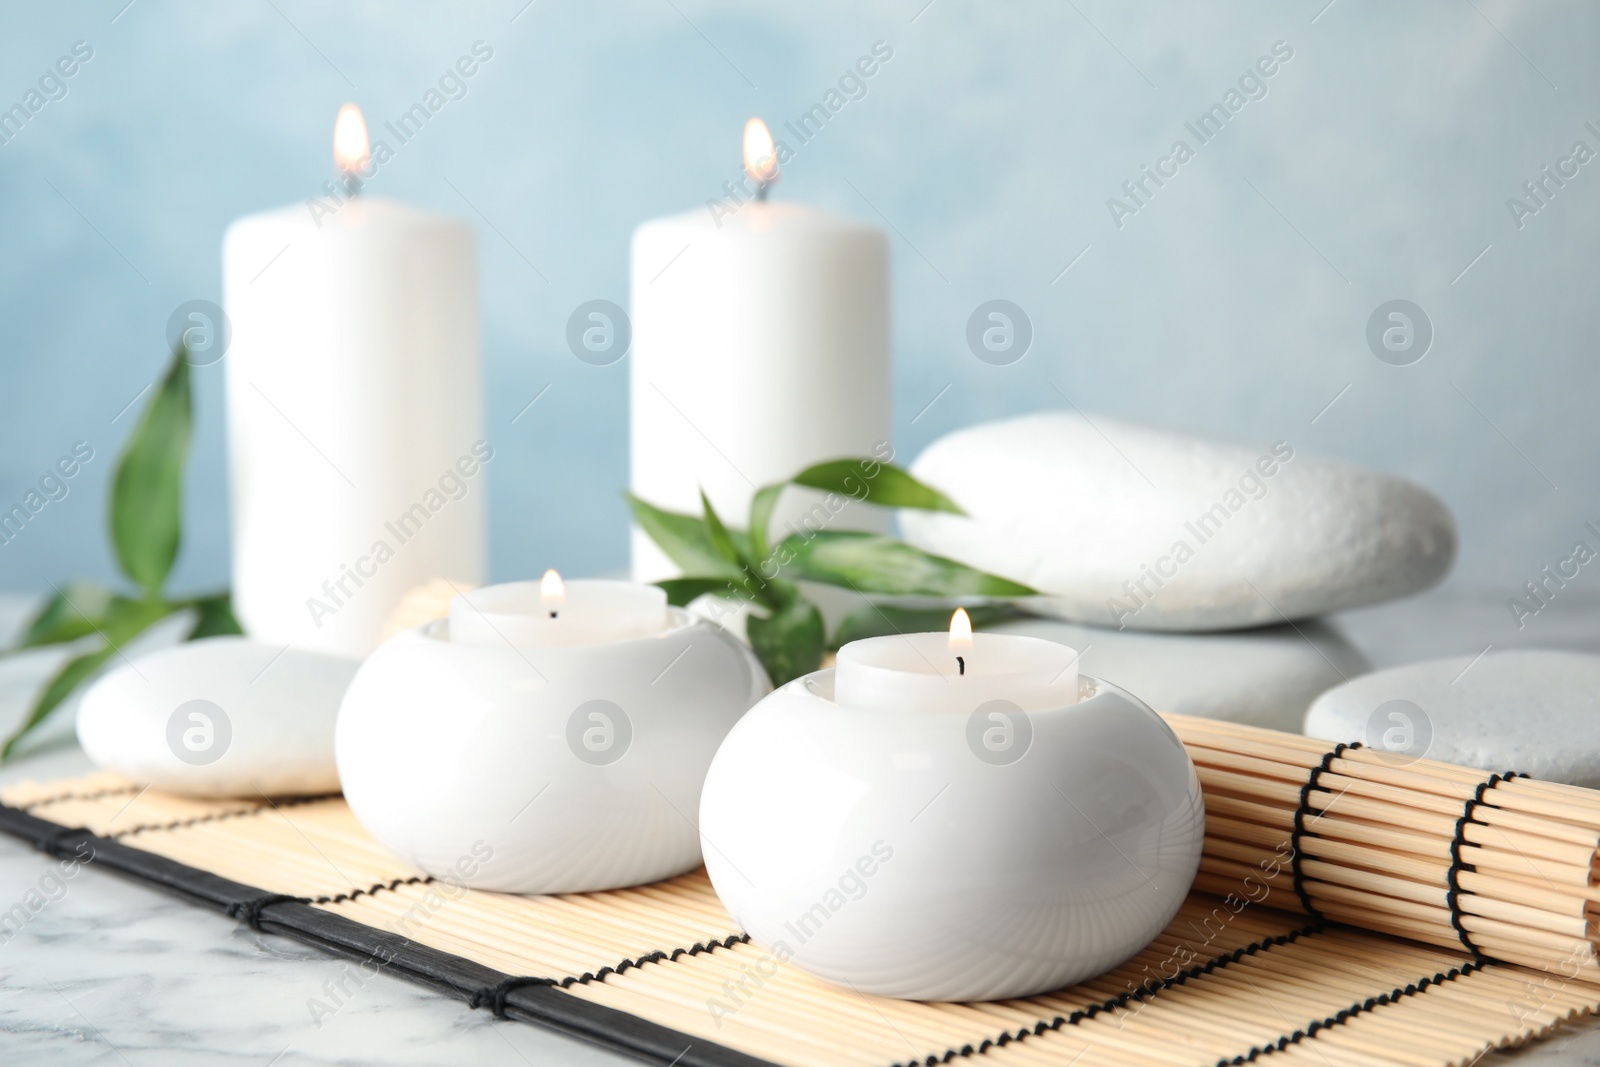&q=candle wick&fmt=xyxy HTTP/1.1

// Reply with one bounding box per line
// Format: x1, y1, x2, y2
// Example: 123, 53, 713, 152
341, 170, 364, 198
956, 655, 965, 676
549, 610, 558, 619
755, 182, 770, 203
